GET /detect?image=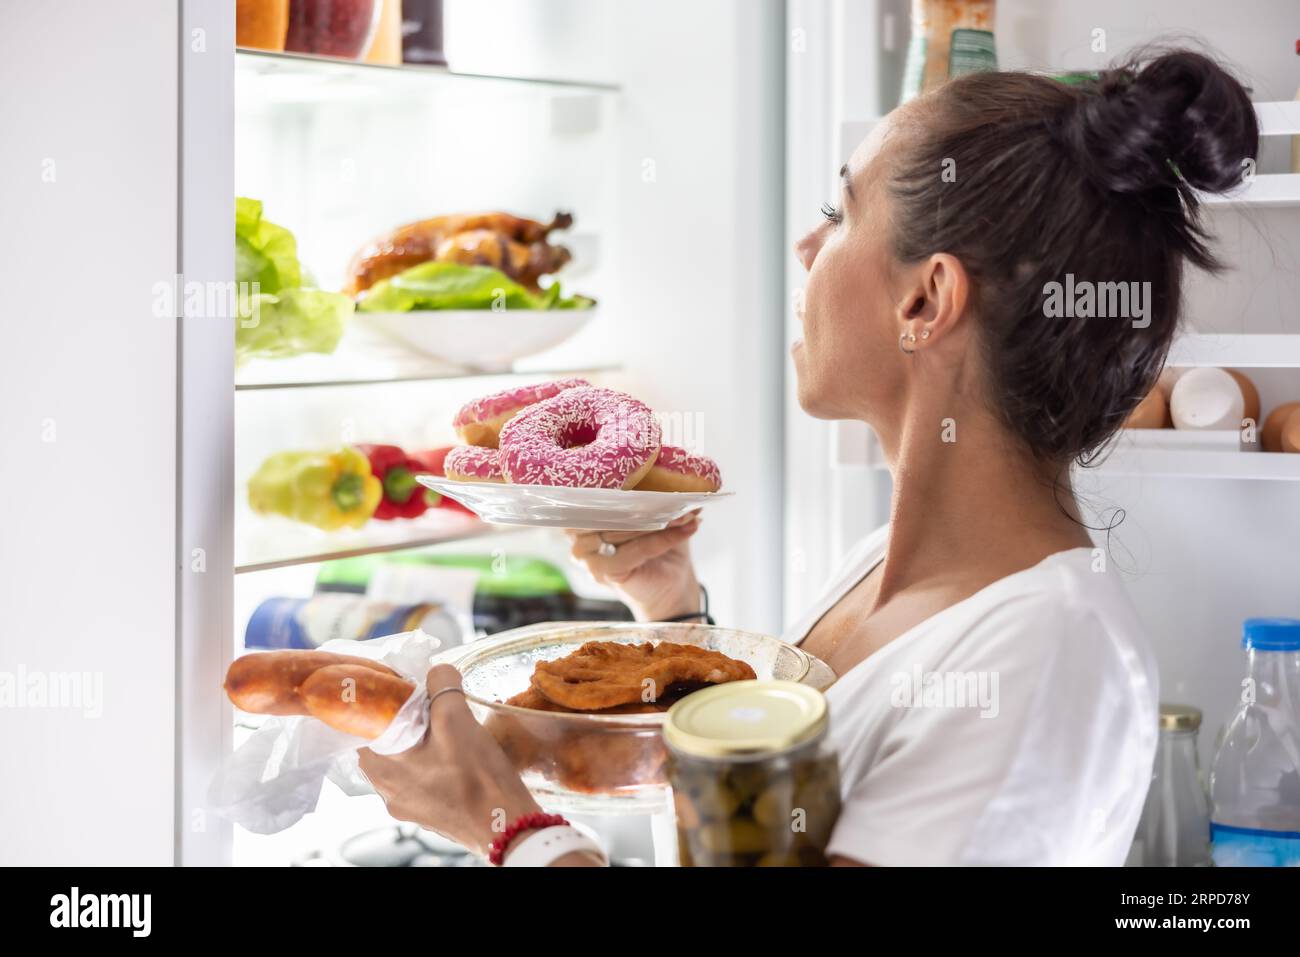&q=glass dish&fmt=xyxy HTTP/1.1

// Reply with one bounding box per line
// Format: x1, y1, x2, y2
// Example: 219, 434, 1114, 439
435, 622, 836, 814
417, 477, 731, 531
